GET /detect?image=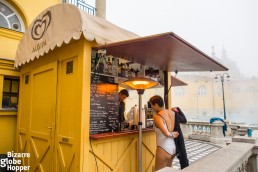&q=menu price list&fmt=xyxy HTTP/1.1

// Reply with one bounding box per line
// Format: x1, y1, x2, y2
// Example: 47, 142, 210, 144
90, 75, 119, 134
